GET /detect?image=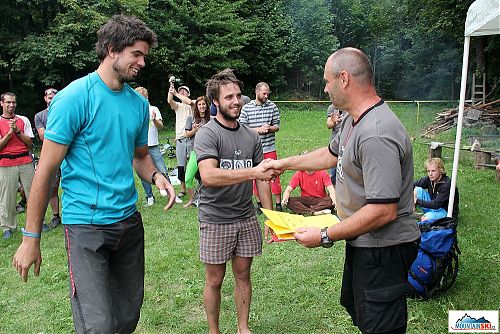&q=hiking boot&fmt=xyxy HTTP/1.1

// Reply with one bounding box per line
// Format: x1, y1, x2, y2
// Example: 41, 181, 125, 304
49, 216, 61, 229
2, 230, 12, 239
